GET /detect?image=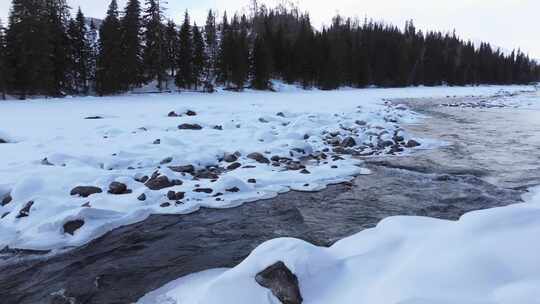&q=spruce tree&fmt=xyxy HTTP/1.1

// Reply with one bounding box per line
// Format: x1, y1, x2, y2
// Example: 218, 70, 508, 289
67, 8, 91, 94
120, 0, 143, 90
164, 20, 179, 79
87, 20, 99, 92
251, 34, 271, 90
230, 14, 249, 90
216, 12, 233, 86
45, 0, 71, 95
192, 24, 206, 90
176, 11, 193, 89
143, 0, 166, 90
96, 0, 123, 95
204, 10, 218, 87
